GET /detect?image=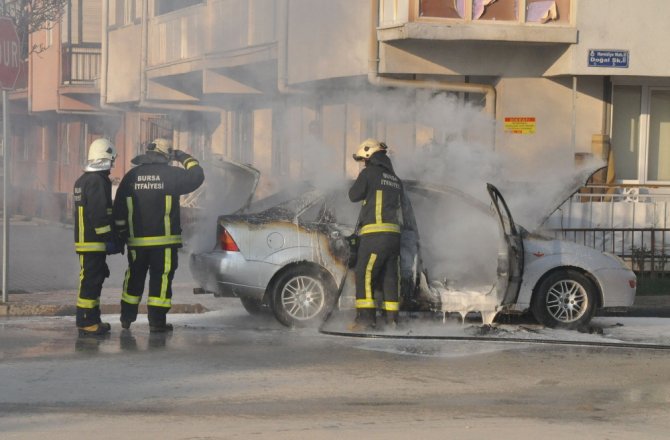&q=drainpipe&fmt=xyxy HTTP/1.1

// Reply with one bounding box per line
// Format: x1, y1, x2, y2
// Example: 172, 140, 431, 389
368, 0, 496, 116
